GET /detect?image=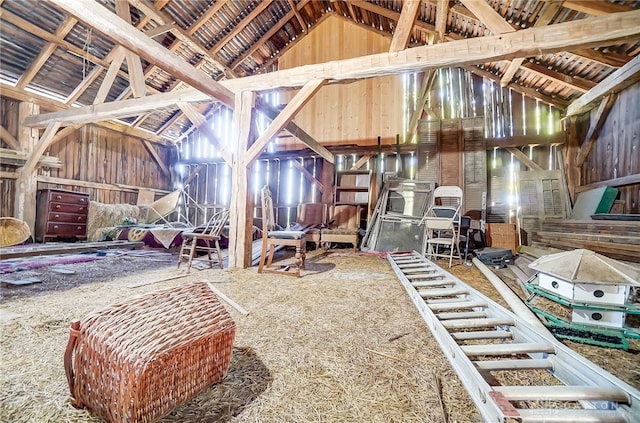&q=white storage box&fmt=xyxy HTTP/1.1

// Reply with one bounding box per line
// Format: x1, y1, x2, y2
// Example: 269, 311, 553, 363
572, 308, 626, 329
